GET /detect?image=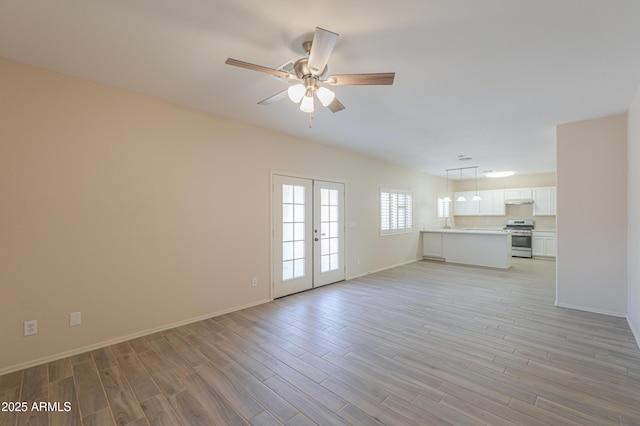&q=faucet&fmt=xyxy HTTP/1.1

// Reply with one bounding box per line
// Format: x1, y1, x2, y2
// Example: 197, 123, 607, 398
443, 217, 451, 229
